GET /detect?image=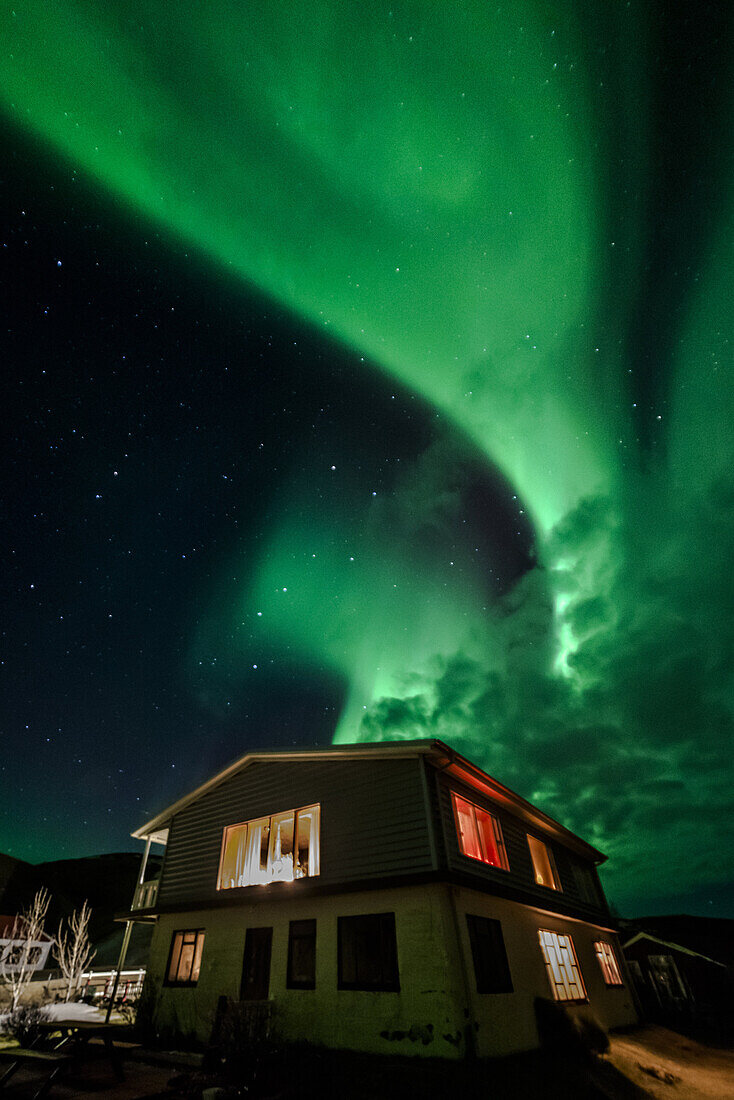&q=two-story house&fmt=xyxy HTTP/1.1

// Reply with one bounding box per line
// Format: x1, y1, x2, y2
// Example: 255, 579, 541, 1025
123, 739, 637, 1058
